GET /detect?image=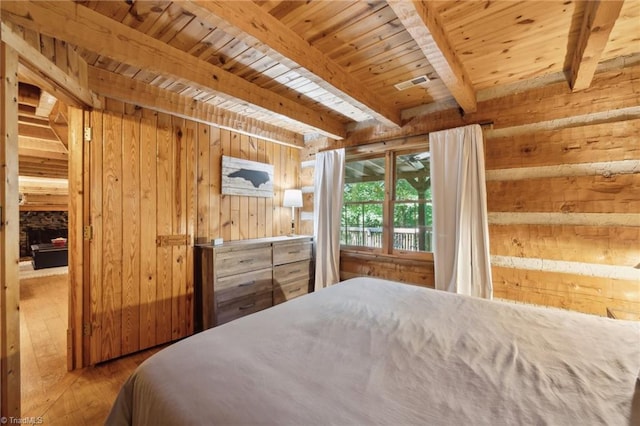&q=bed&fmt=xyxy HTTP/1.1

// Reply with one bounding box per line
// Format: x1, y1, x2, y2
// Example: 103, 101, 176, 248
106, 277, 640, 425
